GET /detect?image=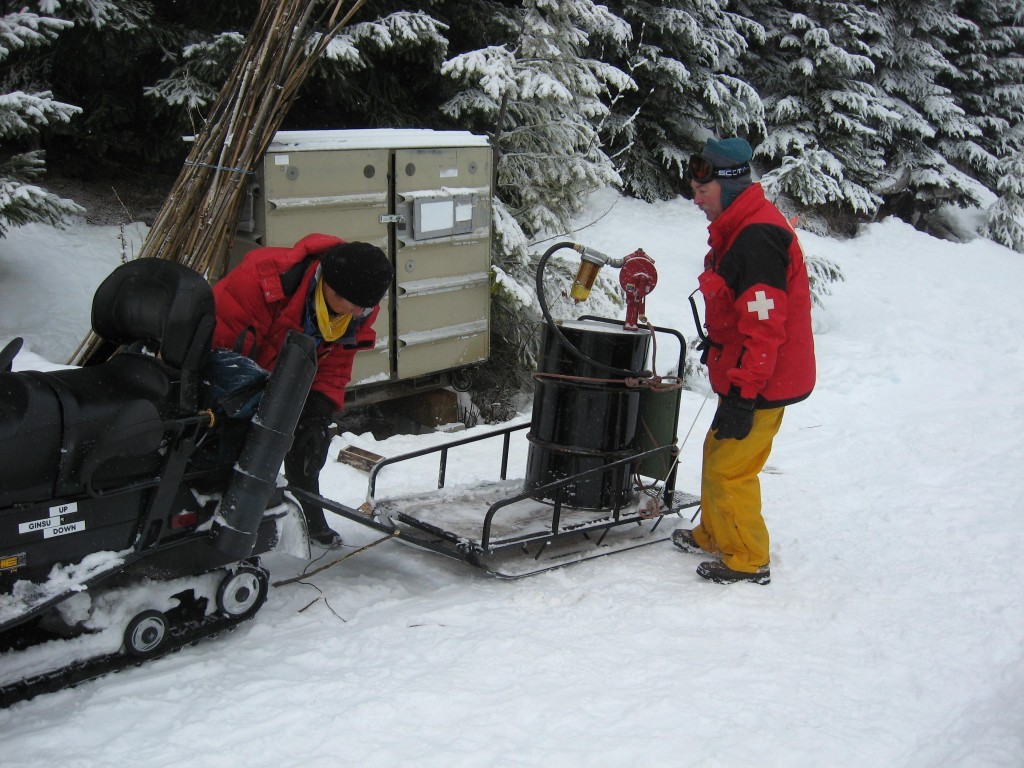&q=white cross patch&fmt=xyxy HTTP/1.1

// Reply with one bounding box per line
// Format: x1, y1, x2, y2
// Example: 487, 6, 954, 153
747, 290, 775, 320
